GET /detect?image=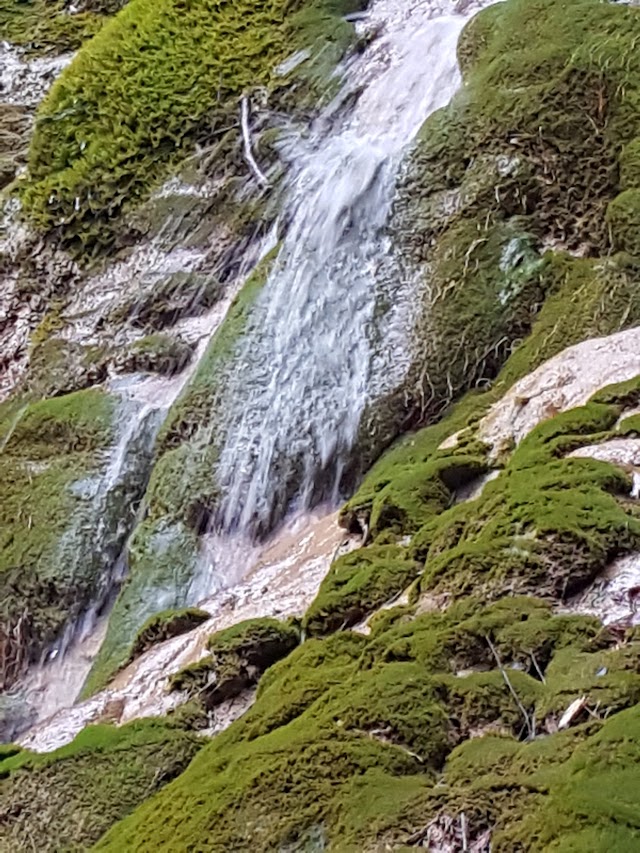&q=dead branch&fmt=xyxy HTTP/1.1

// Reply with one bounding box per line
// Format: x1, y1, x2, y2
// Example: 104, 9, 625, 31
485, 635, 535, 740
530, 652, 546, 684
460, 811, 469, 852
240, 96, 270, 188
